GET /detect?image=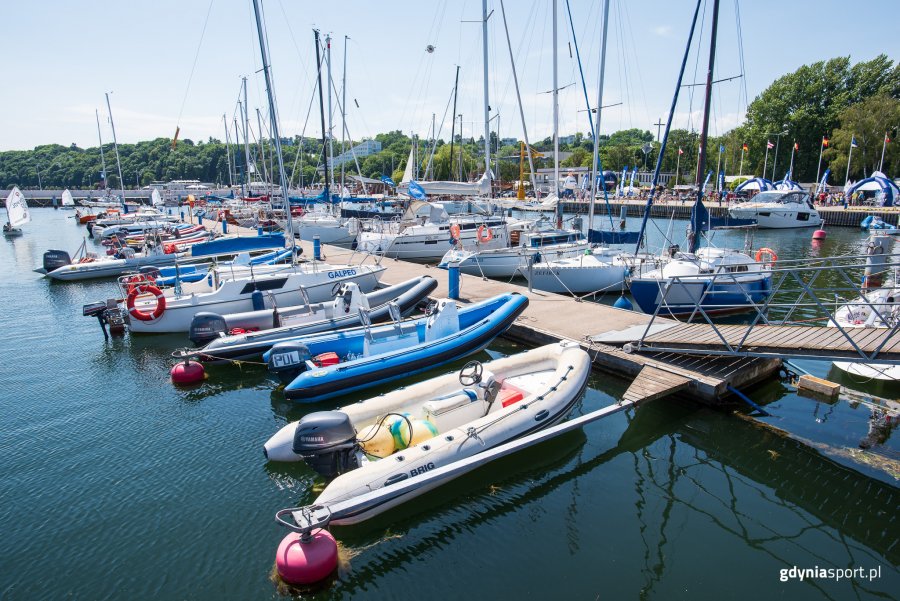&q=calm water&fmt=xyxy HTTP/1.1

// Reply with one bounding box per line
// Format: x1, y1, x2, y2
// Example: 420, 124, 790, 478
1, 209, 897, 600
